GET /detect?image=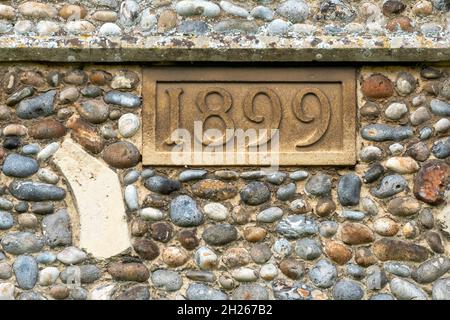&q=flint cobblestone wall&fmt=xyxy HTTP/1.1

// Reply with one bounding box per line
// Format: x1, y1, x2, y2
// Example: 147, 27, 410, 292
0, 63, 449, 300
